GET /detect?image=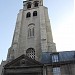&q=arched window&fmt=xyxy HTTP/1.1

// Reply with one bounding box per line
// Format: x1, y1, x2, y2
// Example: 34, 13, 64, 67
27, 2, 31, 9
28, 23, 35, 37
26, 12, 31, 18
30, 29, 32, 36
32, 27, 34, 36
26, 48, 35, 59
33, 11, 37, 16
34, 1, 38, 7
